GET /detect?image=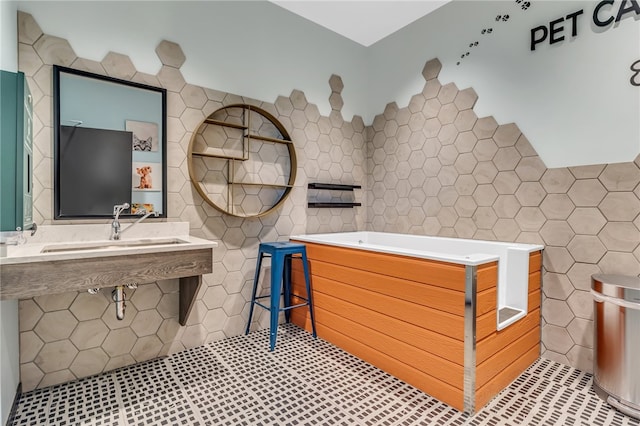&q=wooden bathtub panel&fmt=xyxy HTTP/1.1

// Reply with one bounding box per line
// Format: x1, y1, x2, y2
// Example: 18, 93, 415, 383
472, 251, 542, 408
290, 310, 465, 411
298, 242, 468, 291
476, 326, 540, 388
475, 253, 541, 345
477, 288, 496, 317
291, 285, 465, 364
292, 274, 465, 340
291, 308, 314, 332
290, 242, 541, 414
294, 260, 496, 318
292, 259, 466, 316
476, 310, 498, 342
477, 281, 535, 333
294, 306, 464, 388
529, 270, 541, 293
529, 289, 541, 312
475, 308, 541, 363
475, 345, 539, 409
476, 262, 498, 293
529, 251, 542, 274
